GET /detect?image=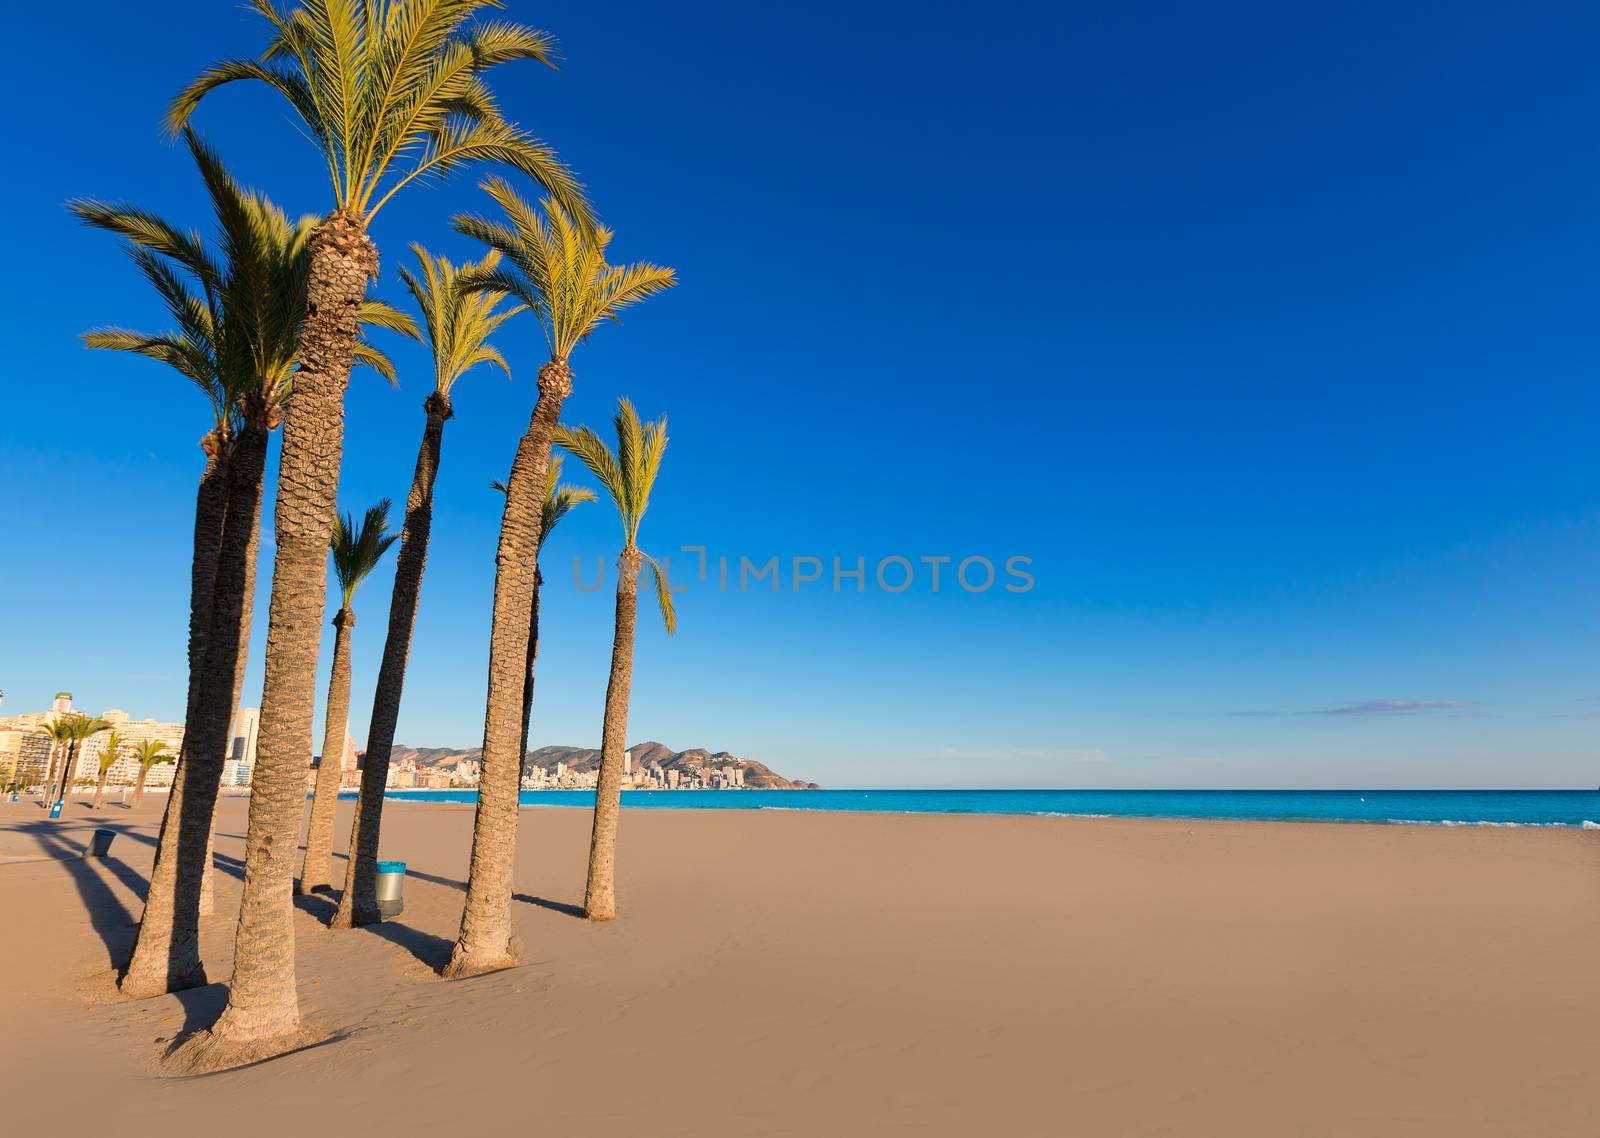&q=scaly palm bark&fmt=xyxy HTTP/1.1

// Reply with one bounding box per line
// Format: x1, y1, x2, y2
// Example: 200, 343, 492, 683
494, 457, 595, 773
555, 402, 677, 919
83, 133, 410, 996
332, 397, 447, 926
446, 187, 674, 974
336, 247, 516, 928
301, 501, 396, 894
448, 363, 567, 974
122, 422, 269, 996
164, 1, 586, 1064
